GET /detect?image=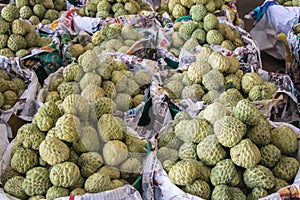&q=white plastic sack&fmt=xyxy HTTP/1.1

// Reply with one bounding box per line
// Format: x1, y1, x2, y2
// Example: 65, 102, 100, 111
250, 4, 300, 60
